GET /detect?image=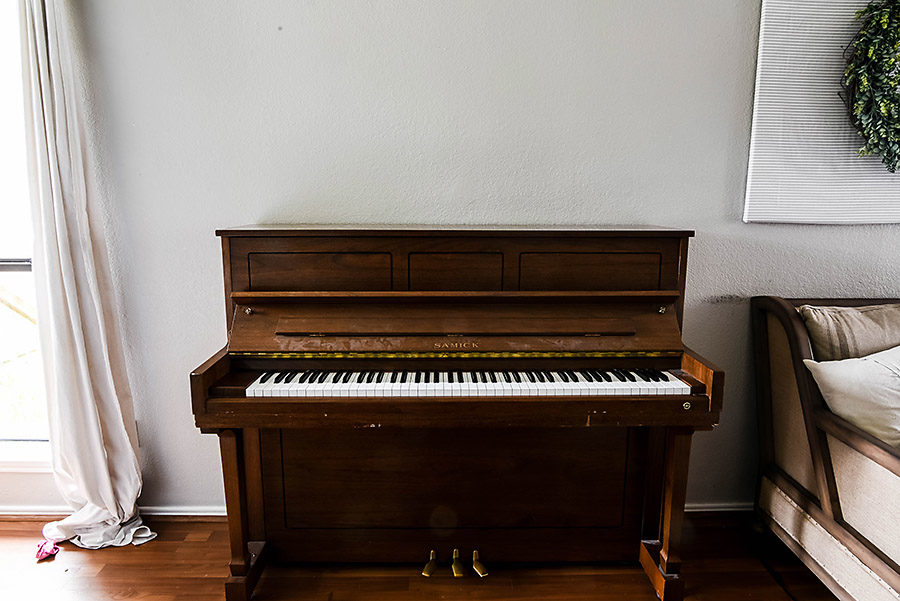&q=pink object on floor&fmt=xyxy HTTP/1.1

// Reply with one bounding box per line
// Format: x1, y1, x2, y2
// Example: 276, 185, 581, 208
36, 539, 60, 561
